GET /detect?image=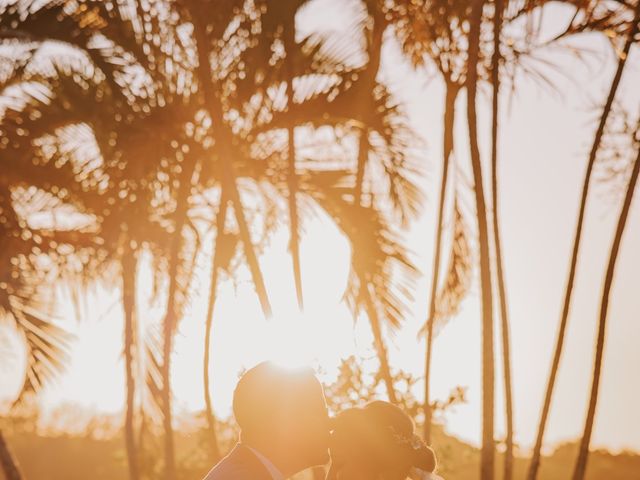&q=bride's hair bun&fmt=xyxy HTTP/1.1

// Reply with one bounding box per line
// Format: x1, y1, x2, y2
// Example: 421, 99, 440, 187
330, 401, 437, 479
409, 440, 437, 472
